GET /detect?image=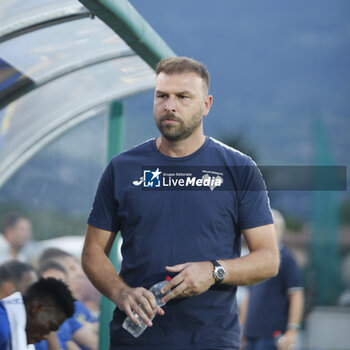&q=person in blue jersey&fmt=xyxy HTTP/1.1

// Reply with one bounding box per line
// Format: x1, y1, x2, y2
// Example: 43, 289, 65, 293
36, 257, 98, 350
241, 210, 304, 350
0, 277, 74, 350
82, 56, 280, 350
